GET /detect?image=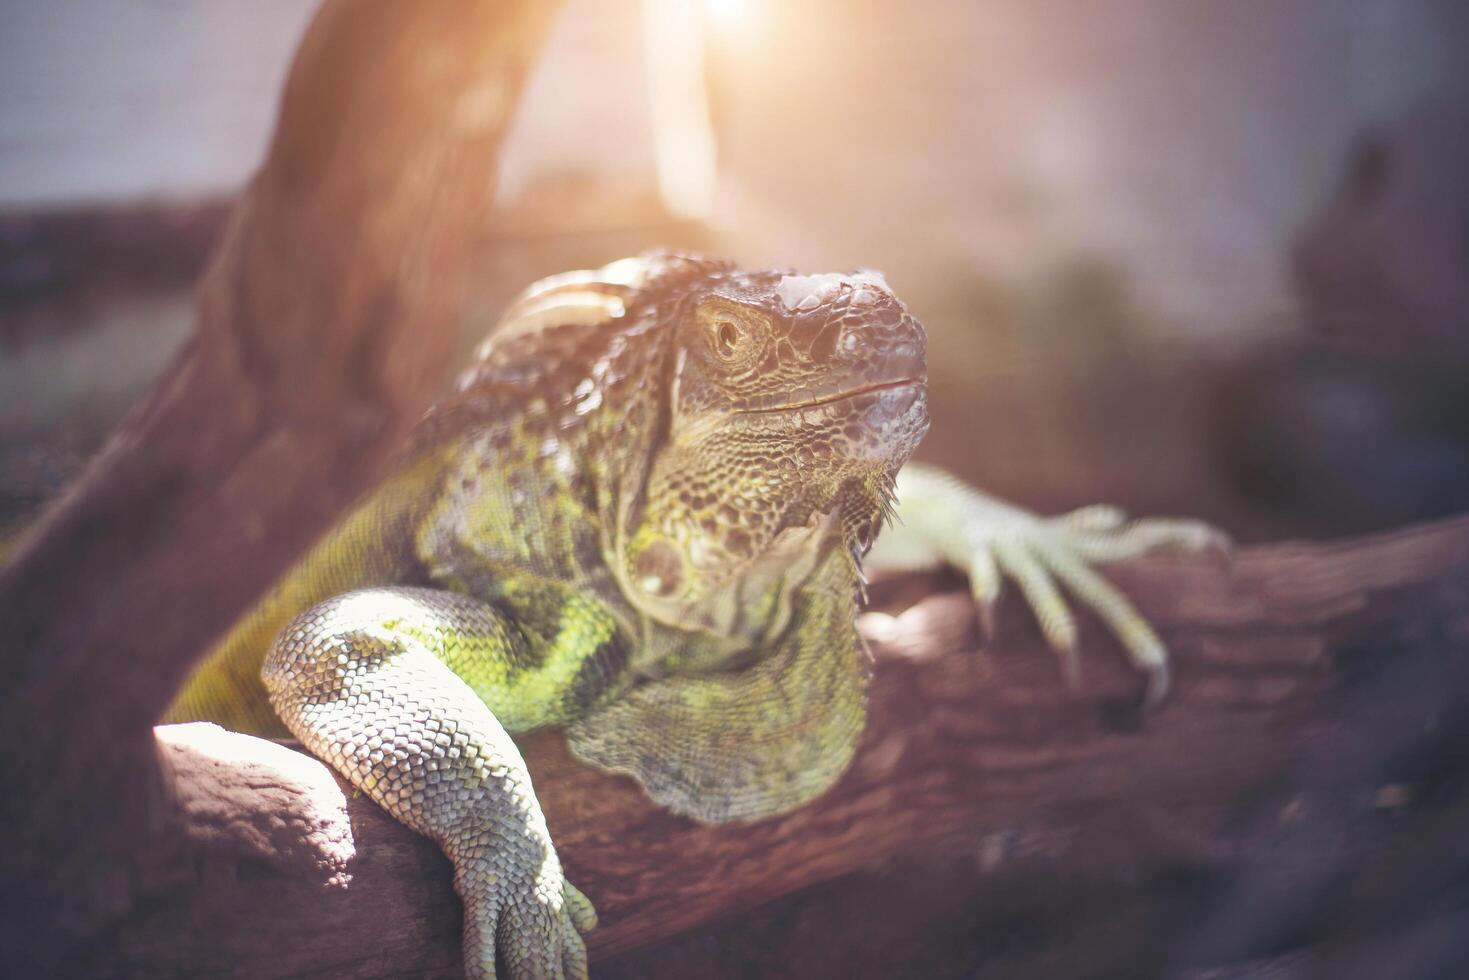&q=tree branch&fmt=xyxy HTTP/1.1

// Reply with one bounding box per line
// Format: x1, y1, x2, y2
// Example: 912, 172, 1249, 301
93, 513, 1469, 977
